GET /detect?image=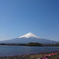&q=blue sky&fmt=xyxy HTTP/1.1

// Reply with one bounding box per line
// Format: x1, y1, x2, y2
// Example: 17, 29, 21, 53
0, 0, 59, 41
